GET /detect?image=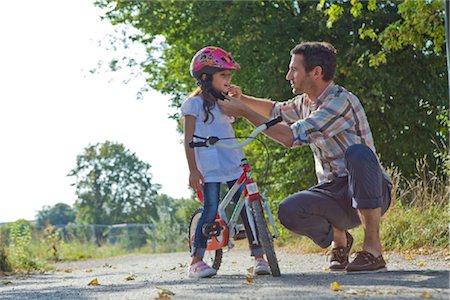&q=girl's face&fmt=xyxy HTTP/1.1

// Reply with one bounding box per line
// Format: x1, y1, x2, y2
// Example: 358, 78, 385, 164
211, 70, 232, 93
